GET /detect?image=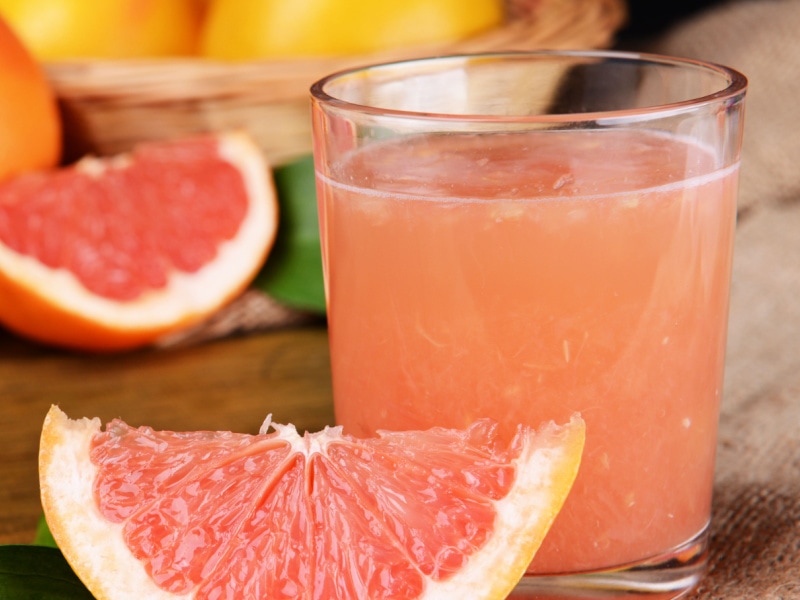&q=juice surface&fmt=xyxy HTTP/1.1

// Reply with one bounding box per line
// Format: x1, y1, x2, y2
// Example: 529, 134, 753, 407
316, 129, 738, 573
